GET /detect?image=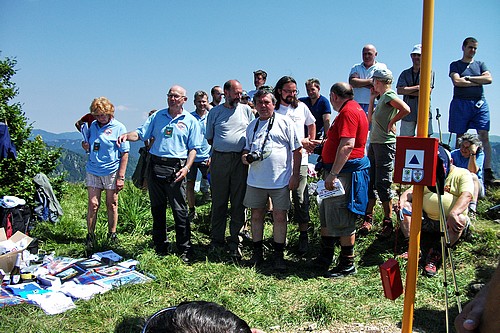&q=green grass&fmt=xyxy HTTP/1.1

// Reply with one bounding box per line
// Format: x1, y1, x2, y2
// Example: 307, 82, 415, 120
1, 182, 499, 333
